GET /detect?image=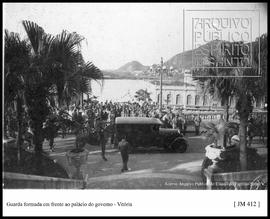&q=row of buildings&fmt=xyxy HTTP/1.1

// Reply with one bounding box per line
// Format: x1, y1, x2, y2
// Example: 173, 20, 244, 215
153, 70, 266, 112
